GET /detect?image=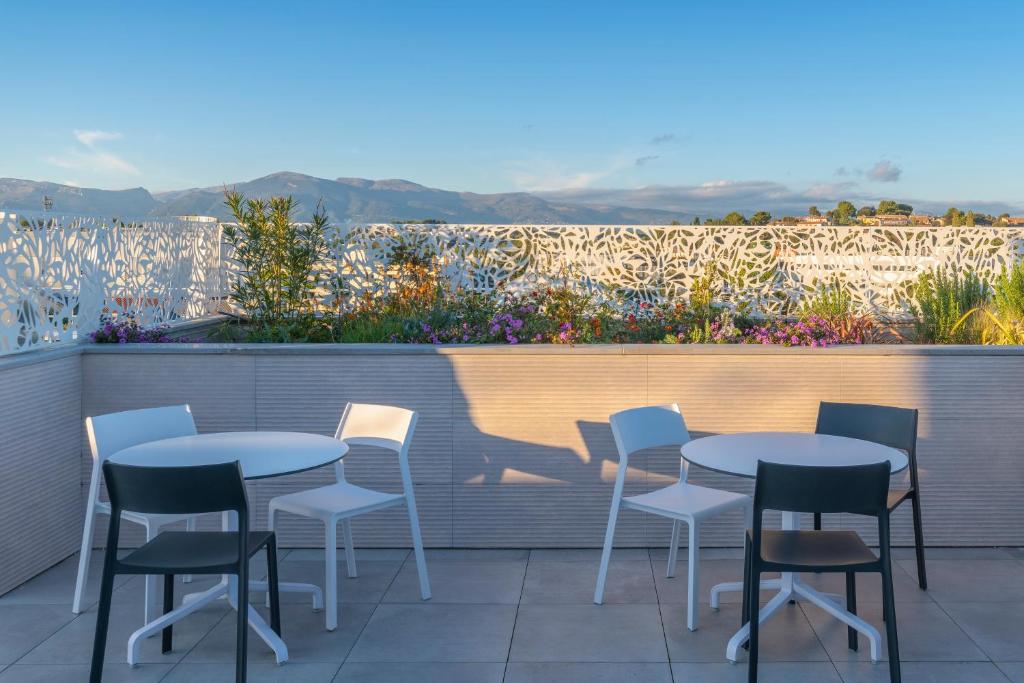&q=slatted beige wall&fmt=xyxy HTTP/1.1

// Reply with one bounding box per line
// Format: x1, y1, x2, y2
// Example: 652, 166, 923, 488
0, 350, 82, 594
79, 345, 1024, 550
